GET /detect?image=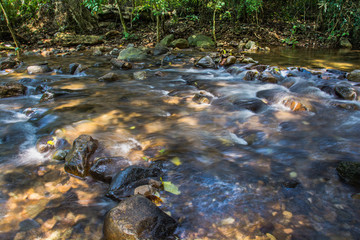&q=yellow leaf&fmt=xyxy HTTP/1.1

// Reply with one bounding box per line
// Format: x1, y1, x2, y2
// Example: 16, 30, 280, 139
47, 140, 55, 145
171, 157, 182, 166
266, 233, 277, 240
129, 126, 136, 130
163, 181, 181, 195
